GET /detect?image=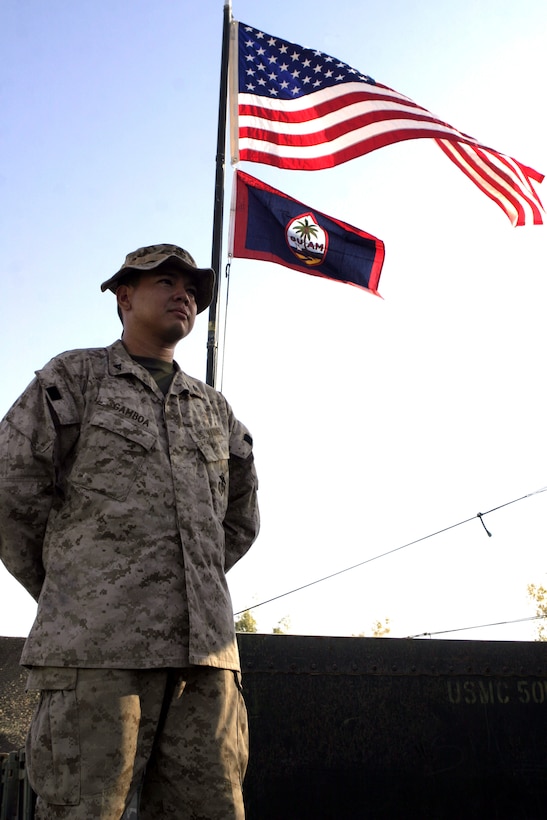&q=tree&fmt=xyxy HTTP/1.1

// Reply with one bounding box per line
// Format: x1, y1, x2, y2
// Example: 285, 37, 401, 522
352, 618, 391, 638
527, 584, 547, 641
234, 610, 257, 633
272, 615, 291, 634
371, 618, 391, 637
